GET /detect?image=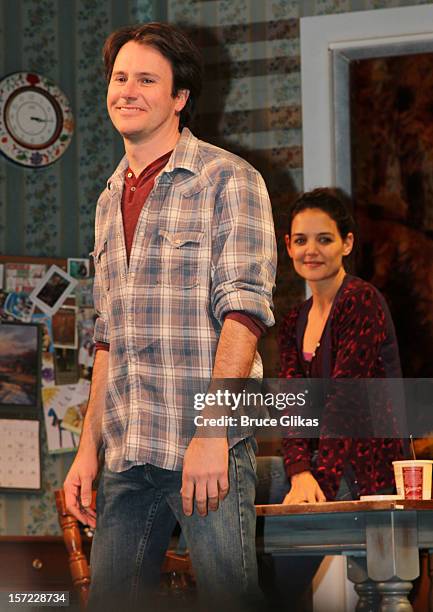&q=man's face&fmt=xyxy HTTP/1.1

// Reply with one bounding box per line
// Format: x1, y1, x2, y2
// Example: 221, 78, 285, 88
107, 41, 188, 143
